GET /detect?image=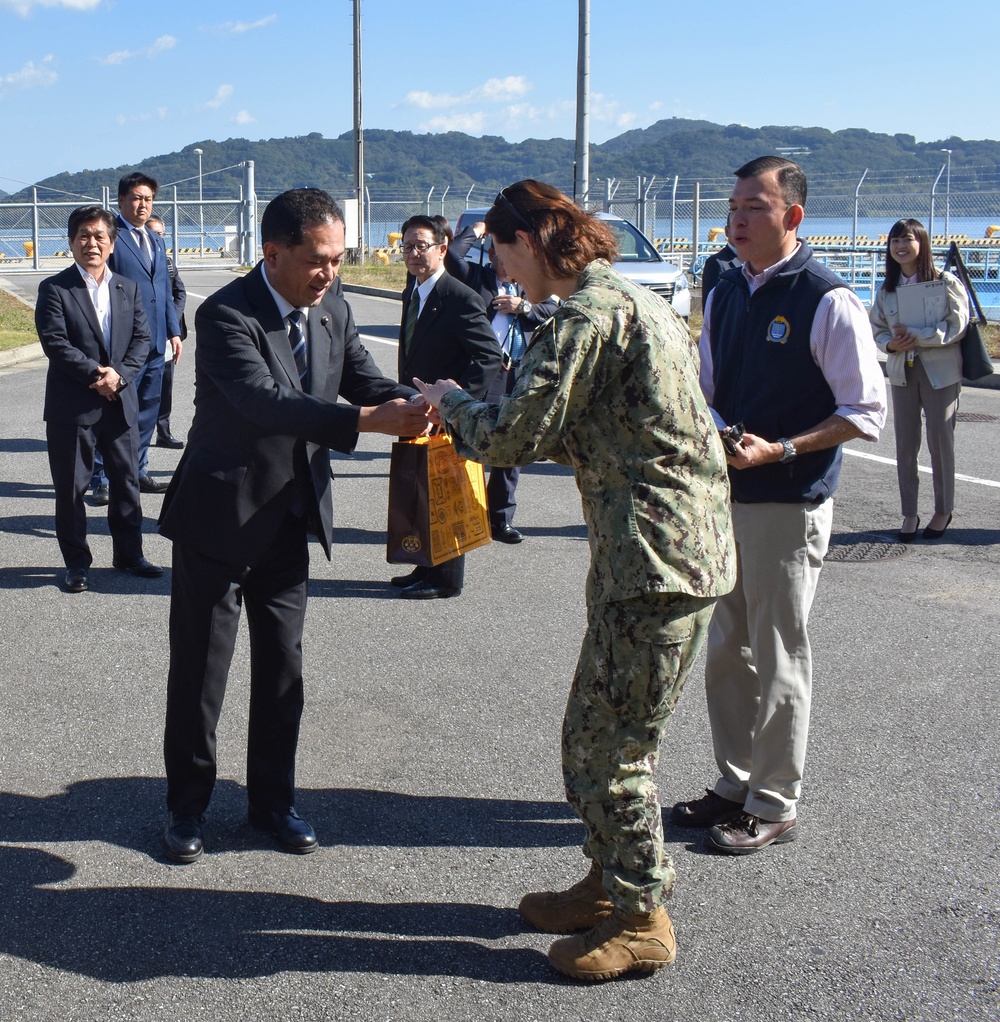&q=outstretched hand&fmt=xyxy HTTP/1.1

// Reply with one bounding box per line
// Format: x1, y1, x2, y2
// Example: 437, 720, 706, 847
357, 397, 430, 436
413, 376, 462, 409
